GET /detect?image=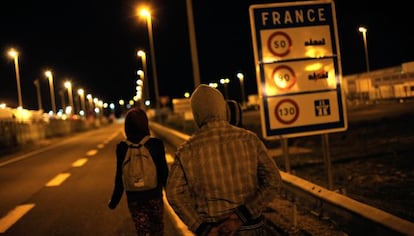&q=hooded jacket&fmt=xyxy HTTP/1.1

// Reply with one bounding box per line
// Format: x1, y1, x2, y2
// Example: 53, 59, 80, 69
166, 85, 282, 234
